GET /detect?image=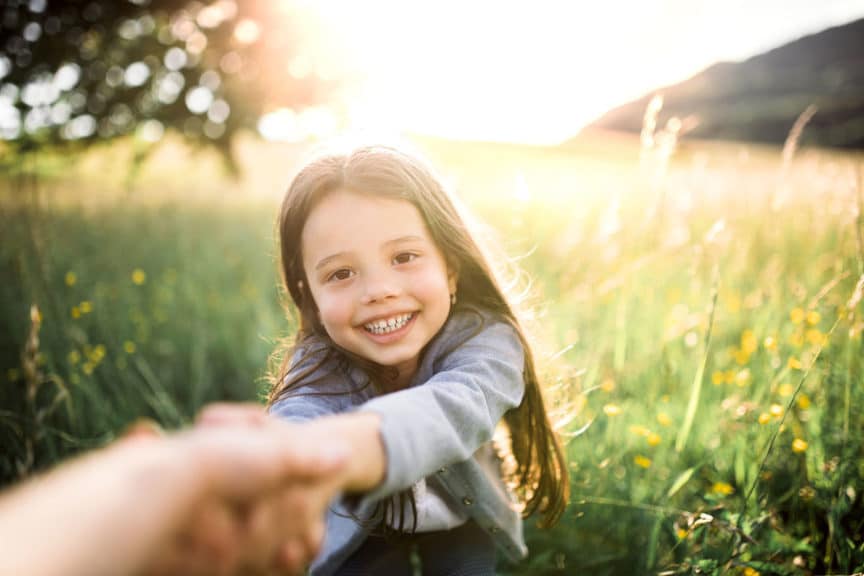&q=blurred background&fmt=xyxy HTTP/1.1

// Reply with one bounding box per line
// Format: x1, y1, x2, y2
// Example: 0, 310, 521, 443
2, 1, 864, 574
